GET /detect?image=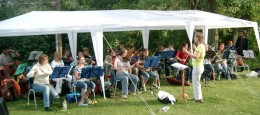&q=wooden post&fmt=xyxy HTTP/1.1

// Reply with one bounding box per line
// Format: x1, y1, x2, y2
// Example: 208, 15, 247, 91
181, 70, 185, 98
54, 0, 62, 54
